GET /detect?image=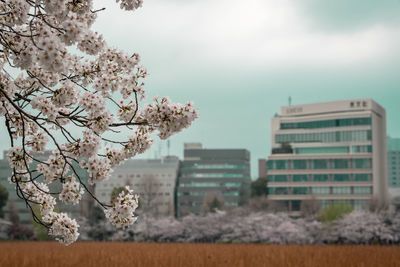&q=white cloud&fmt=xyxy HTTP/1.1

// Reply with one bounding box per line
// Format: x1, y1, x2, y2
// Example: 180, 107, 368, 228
94, 0, 400, 69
